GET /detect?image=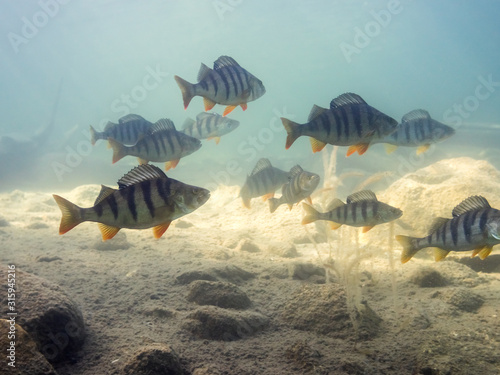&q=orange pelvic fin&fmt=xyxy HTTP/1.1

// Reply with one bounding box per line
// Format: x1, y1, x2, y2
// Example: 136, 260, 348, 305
362, 225, 374, 233
310, 137, 326, 153
261, 192, 274, 201
98, 223, 121, 241
165, 159, 180, 171
153, 221, 172, 238
240, 103, 248, 111
203, 97, 216, 111
223, 105, 237, 116
347, 143, 370, 157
